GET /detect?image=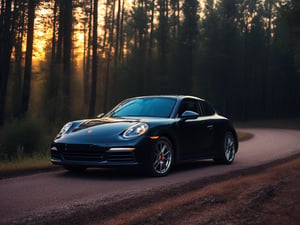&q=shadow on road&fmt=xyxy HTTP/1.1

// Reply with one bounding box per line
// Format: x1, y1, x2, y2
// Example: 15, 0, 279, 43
55, 159, 216, 180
